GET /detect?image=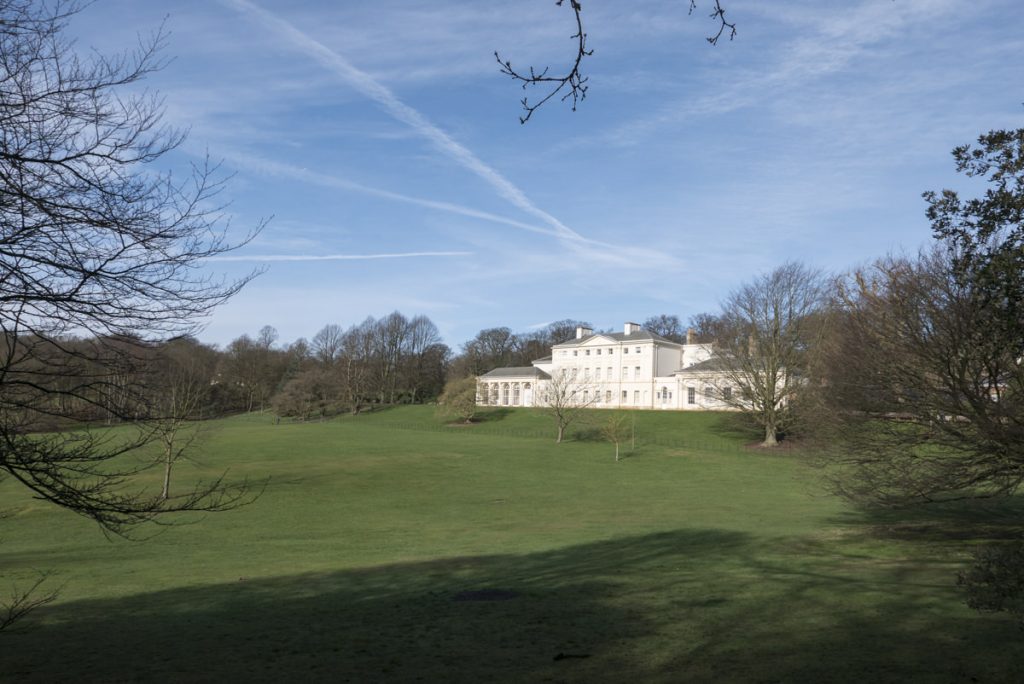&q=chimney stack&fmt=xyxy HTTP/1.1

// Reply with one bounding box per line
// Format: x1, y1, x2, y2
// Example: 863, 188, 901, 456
686, 328, 695, 345
575, 325, 593, 339
624, 321, 641, 335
